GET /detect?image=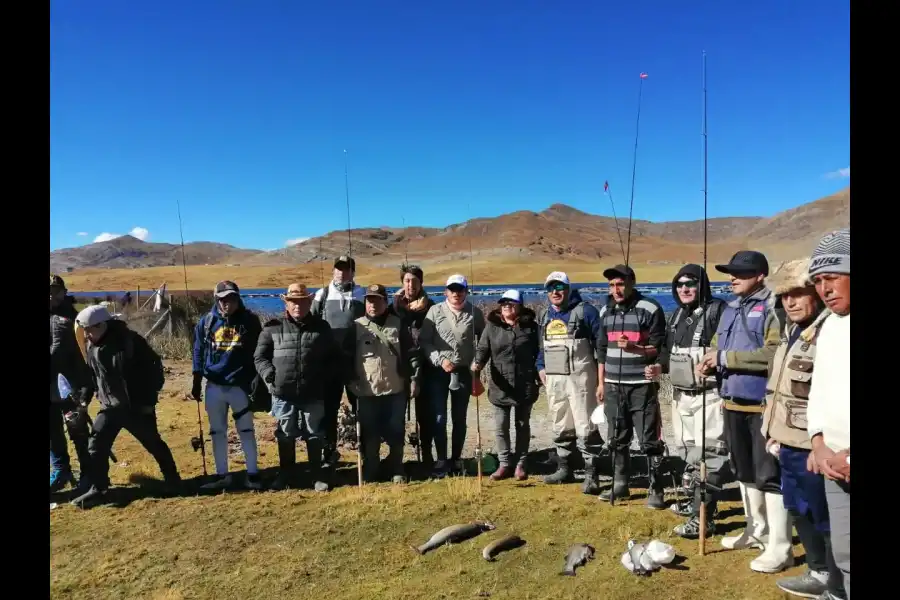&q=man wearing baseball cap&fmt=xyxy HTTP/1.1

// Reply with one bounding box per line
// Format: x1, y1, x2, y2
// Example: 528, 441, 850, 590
347, 284, 421, 483
192, 280, 263, 491
312, 255, 366, 467
419, 274, 485, 477
535, 271, 606, 493
806, 228, 850, 596
696, 250, 783, 558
